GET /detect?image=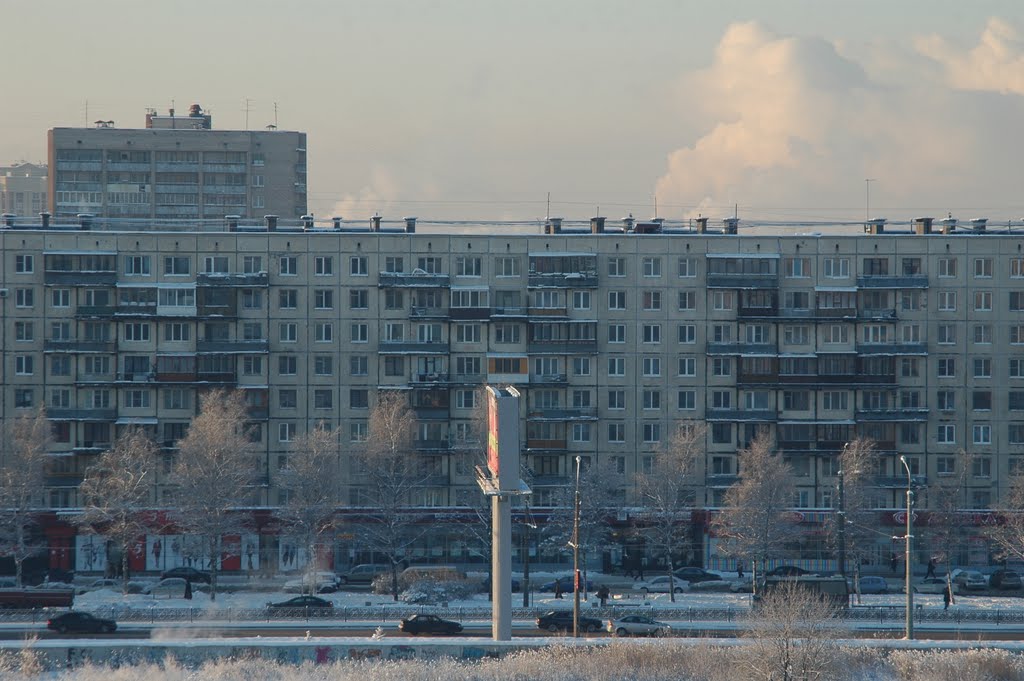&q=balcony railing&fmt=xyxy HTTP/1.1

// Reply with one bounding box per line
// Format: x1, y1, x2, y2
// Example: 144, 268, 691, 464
196, 272, 269, 287
530, 373, 568, 385
526, 439, 568, 451
44, 339, 116, 353
409, 306, 448, 318
856, 342, 927, 356
411, 405, 449, 420
48, 408, 117, 421
738, 305, 779, 318
873, 475, 927, 488
196, 339, 270, 353
410, 372, 450, 384
856, 408, 929, 422
415, 439, 451, 452
527, 339, 599, 354
75, 305, 116, 317
491, 306, 527, 317
378, 272, 450, 288
449, 306, 490, 320
527, 273, 598, 289
707, 342, 776, 355
379, 340, 448, 354
707, 474, 739, 487
856, 275, 929, 289
527, 407, 598, 420
705, 408, 776, 422
44, 271, 117, 286
707, 274, 778, 289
